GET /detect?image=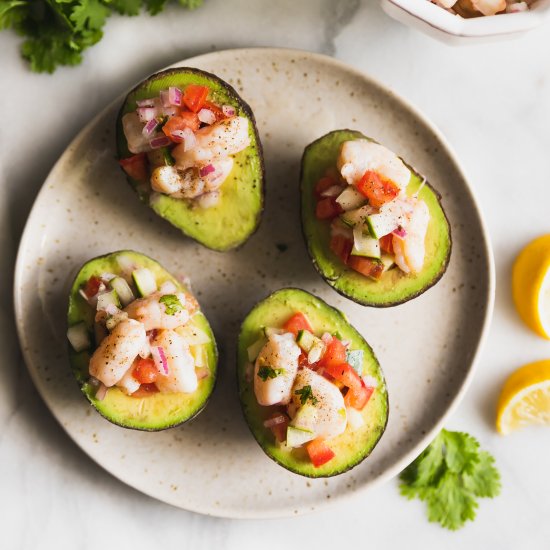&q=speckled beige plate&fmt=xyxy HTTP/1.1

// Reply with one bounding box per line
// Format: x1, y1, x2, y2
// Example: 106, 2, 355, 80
14, 48, 494, 518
